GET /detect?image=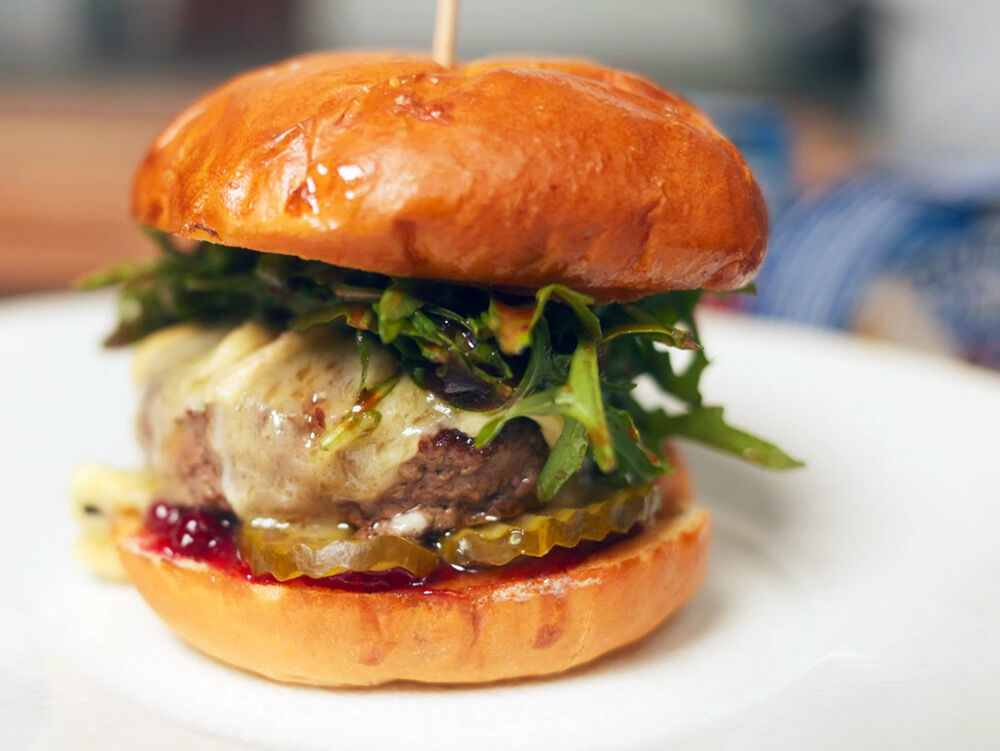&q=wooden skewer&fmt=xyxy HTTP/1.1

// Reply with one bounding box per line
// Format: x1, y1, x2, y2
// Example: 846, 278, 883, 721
432, 0, 459, 68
